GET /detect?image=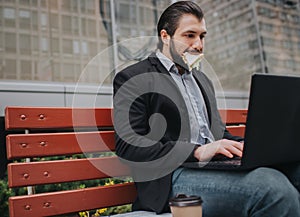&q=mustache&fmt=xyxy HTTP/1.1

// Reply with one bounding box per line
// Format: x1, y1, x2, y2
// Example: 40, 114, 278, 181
183, 48, 202, 55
